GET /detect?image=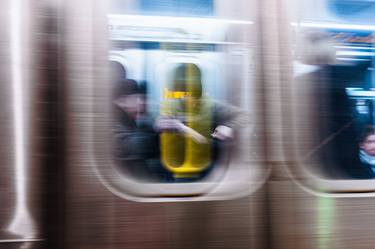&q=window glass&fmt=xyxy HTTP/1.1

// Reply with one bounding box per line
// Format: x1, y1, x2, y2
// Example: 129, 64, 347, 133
292, 0, 375, 179
107, 0, 256, 185
139, 0, 214, 17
